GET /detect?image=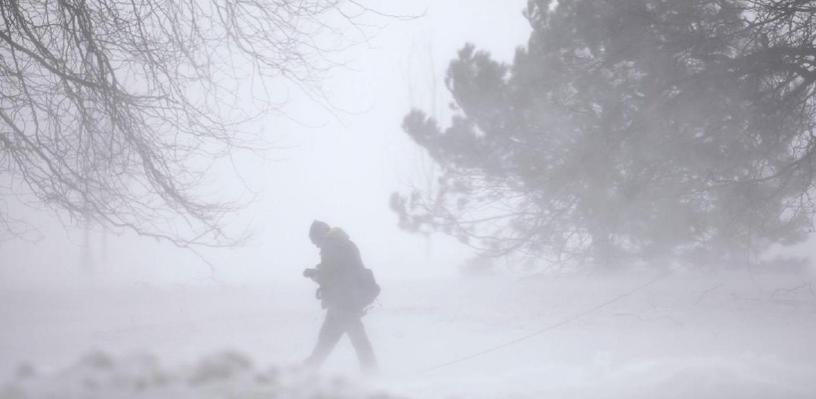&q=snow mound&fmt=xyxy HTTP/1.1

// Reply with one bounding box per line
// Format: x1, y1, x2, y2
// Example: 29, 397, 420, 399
0, 351, 405, 399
